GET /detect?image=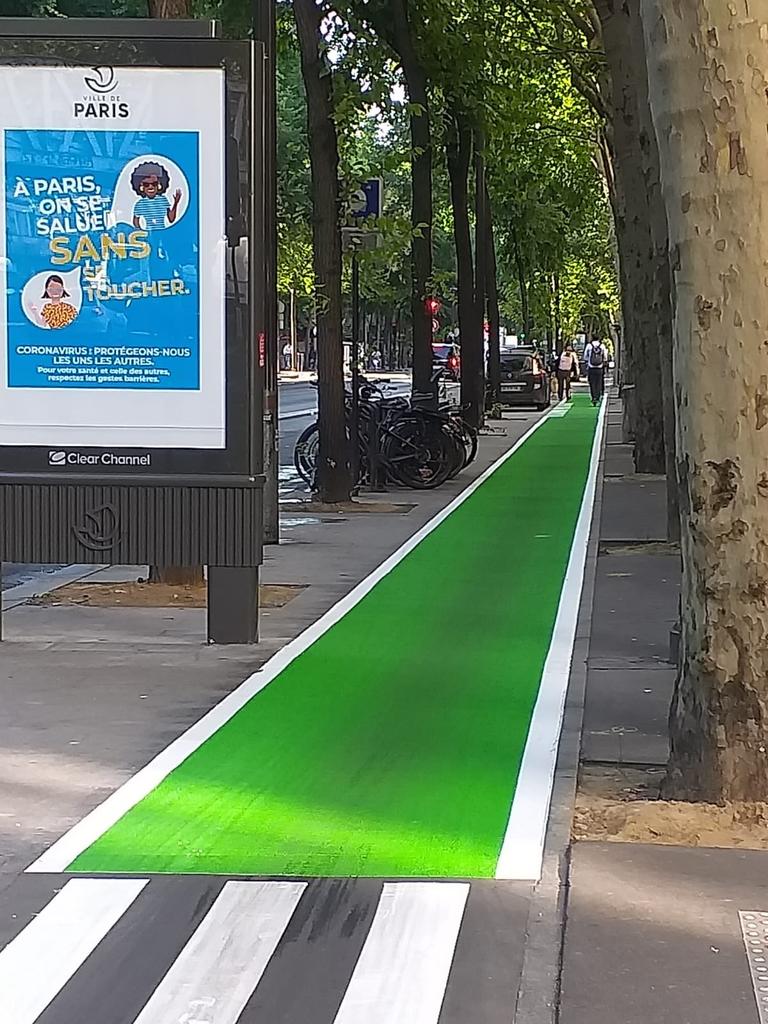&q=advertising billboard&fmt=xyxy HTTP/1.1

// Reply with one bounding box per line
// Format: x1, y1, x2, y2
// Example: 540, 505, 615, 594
0, 64, 226, 450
